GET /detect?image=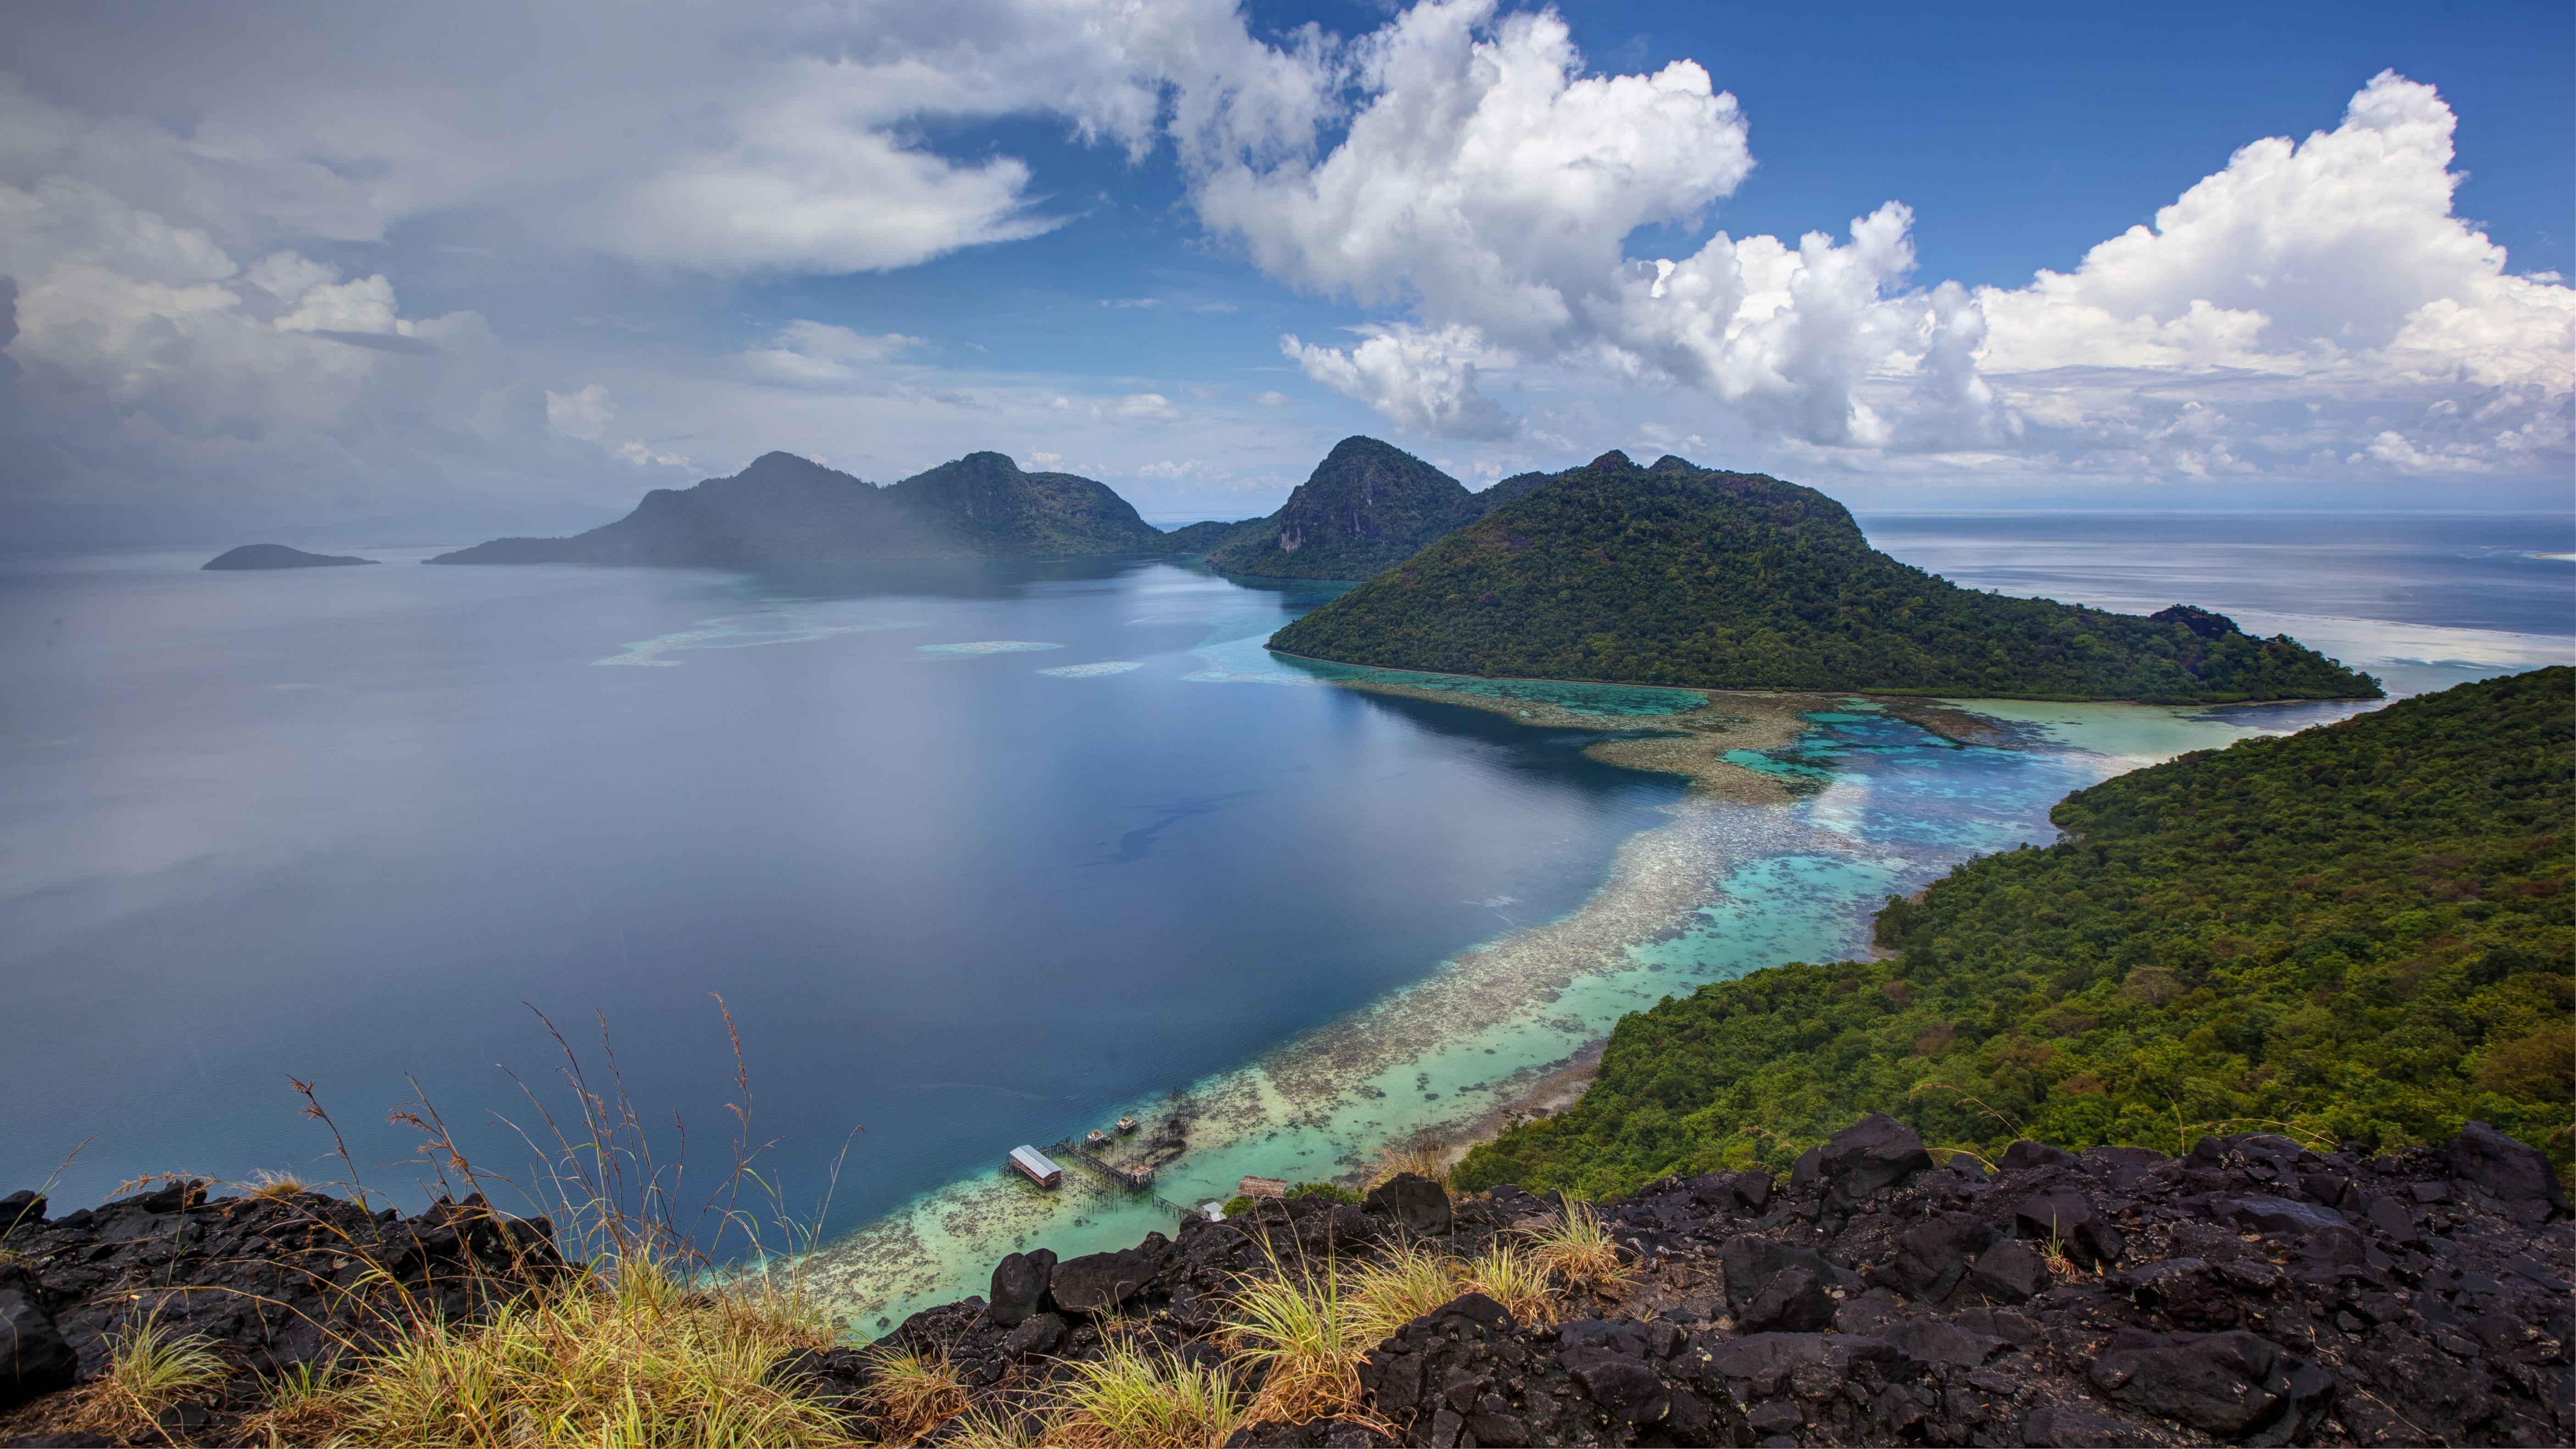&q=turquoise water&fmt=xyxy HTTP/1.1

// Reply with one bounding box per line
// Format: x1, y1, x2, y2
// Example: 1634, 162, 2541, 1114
801, 696, 2294, 1328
